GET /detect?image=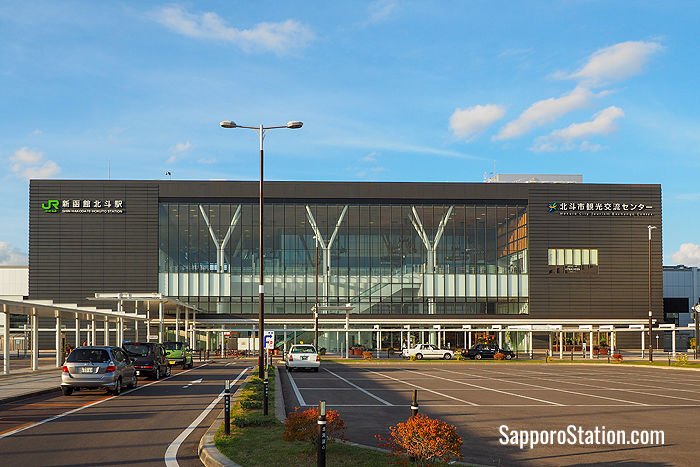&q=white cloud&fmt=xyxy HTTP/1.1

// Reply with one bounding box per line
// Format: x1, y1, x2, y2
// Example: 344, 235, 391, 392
9, 147, 60, 179
449, 104, 506, 141
154, 5, 314, 54
172, 141, 193, 153
531, 106, 623, 152
564, 40, 663, 85
0, 242, 27, 265
362, 151, 379, 162
198, 157, 217, 165
32, 129, 43, 136
495, 87, 595, 140
365, 0, 398, 25
672, 243, 700, 267
165, 155, 177, 164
